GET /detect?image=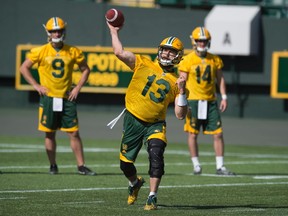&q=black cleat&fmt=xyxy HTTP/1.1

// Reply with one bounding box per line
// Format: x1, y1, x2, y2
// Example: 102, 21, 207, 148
78, 165, 96, 176
50, 164, 58, 175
